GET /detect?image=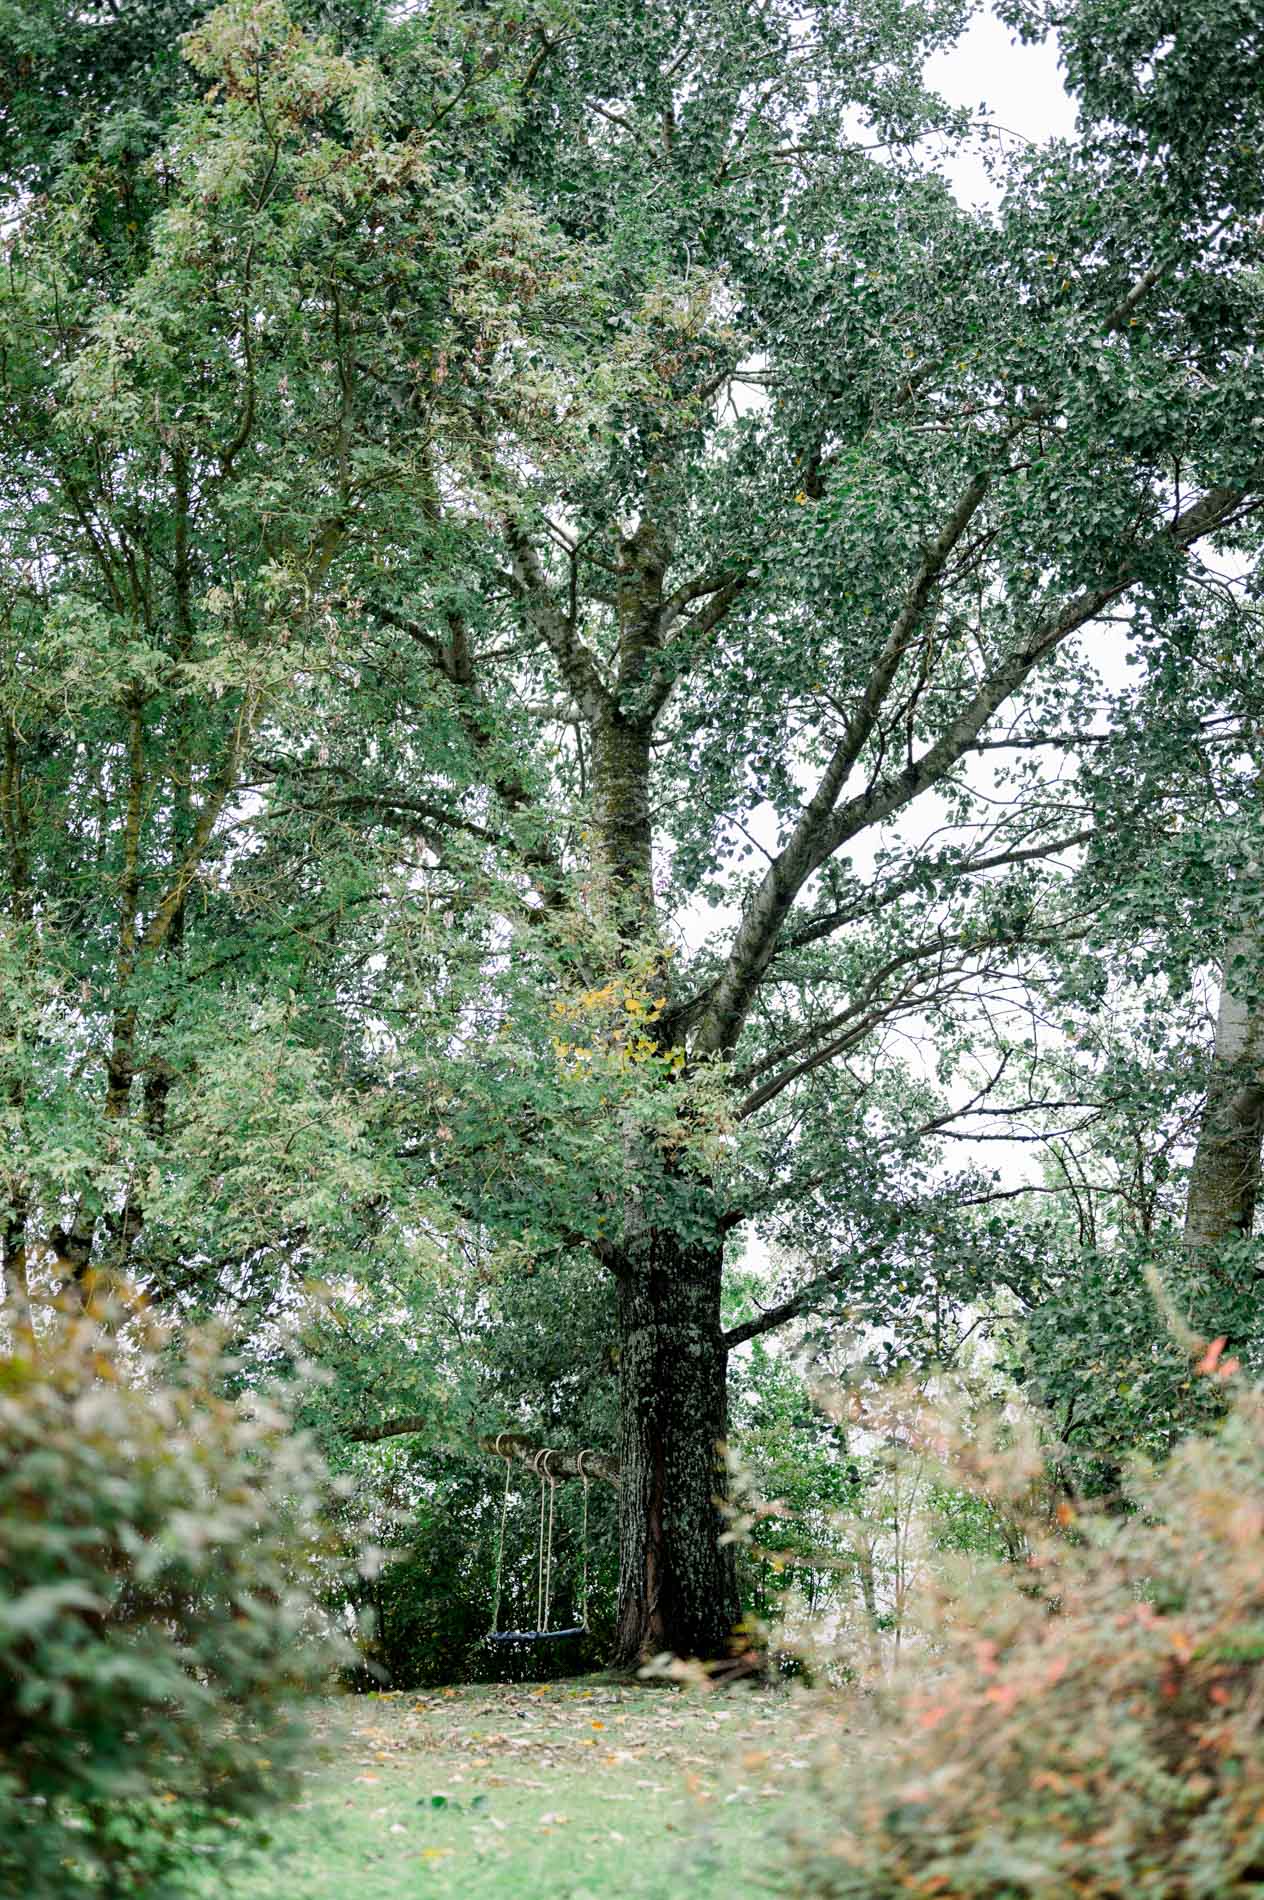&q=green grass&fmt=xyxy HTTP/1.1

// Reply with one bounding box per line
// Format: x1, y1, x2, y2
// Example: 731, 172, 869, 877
187, 1677, 829, 1899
